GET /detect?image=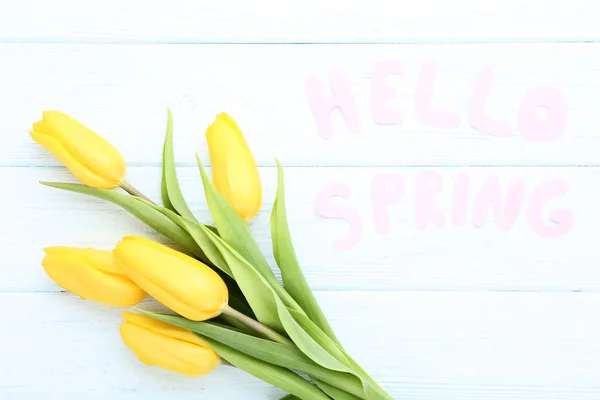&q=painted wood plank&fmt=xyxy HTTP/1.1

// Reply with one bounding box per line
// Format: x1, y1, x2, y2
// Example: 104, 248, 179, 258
2, 291, 600, 399
0, 0, 598, 43
1, 166, 592, 292
4, 43, 599, 167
